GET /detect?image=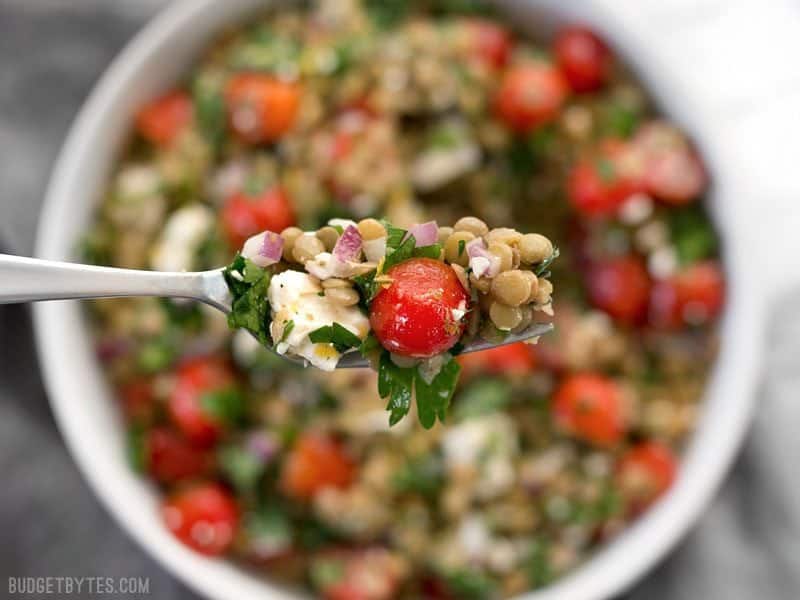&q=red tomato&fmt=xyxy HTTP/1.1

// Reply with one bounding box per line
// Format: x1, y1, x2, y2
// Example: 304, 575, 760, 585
167, 357, 238, 446
135, 90, 193, 146
617, 441, 677, 509
314, 548, 403, 600
221, 186, 295, 249
225, 74, 301, 144
650, 260, 724, 329
457, 342, 536, 377
552, 373, 626, 446
145, 428, 213, 484
568, 141, 644, 218
370, 258, 470, 358
554, 26, 612, 93
162, 483, 238, 555
466, 19, 513, 68
644, 149, 706, 205
119, 378, 157, 424
281, 433, 355, 500
587, 255, 651, 325
494, 63, 569, 133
